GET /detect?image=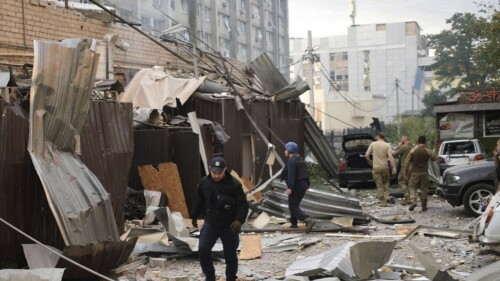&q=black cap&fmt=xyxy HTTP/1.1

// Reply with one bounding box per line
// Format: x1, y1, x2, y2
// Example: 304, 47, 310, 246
209, 156, 226, 173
